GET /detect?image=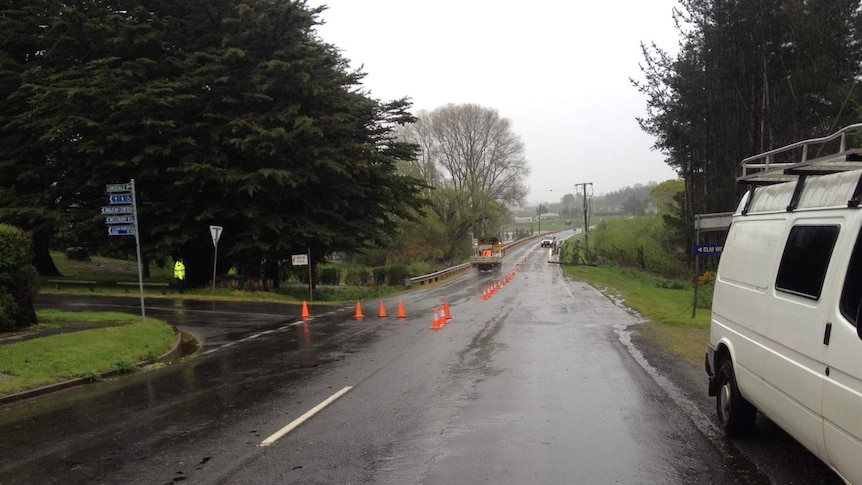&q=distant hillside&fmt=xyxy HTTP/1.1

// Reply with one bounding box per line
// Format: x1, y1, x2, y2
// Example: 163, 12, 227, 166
519, 182, 659, 219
